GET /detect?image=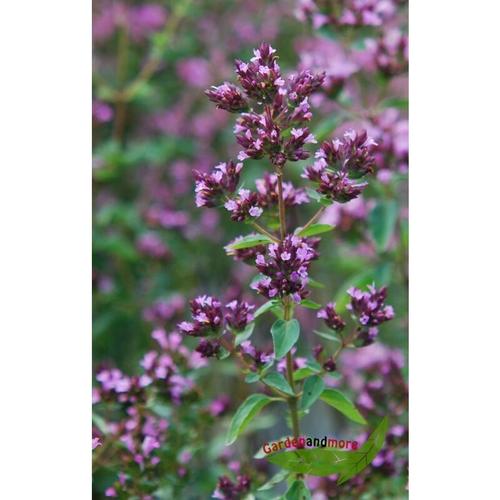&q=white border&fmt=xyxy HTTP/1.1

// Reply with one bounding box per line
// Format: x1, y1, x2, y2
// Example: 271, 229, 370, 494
1, 0, 90, 498
410, 0, 500, 497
